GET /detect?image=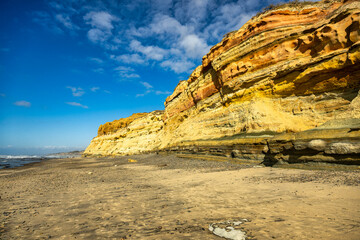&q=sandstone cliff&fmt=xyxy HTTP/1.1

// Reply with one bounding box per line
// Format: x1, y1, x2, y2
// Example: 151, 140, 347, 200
85, 111, 164, 156
85, 0, 360, 166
